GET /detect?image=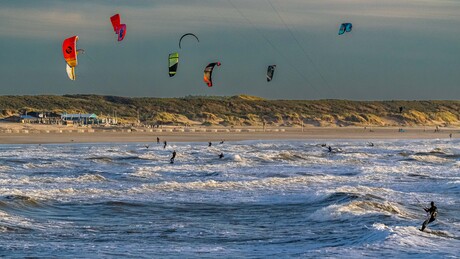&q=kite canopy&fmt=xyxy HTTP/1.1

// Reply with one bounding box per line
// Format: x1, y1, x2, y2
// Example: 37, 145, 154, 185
62, 36, 79, 67
62, 35, 80, 80
179, 33, 199, 49
338, 23, 352, 35
110, 14, 126, 41
203, 62, 221, 87
267, 65, 276, 82
168, 52, 179, 77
